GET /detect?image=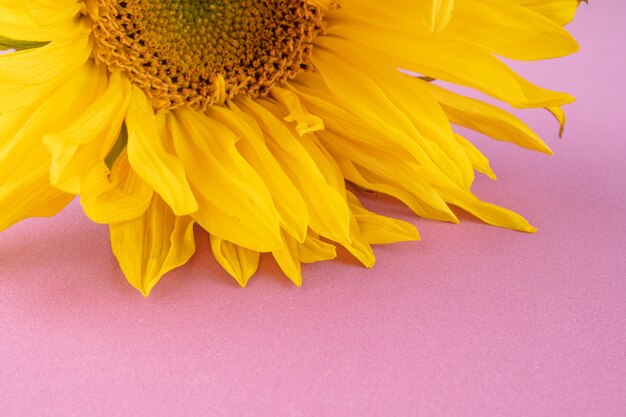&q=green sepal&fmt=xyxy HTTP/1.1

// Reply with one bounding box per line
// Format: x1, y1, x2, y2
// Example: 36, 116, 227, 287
0, 35, 49, 51
105, 123, 129, 169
